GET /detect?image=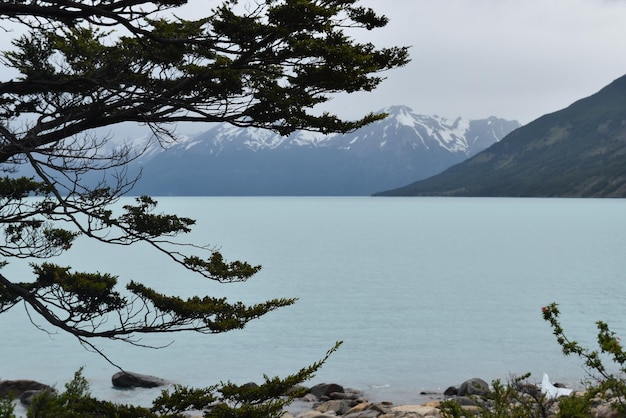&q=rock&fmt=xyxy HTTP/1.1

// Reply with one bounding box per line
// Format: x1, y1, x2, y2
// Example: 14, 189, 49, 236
344, 411, 383, 418
454, 396, 478, 406
315, 399, 354, 415
343, 402, 391, 418
301, 393, 318, 403
443, 386, 457, 396
457, 378, 489, 397
0, 380, 53, 399
594, 404, 623, 418
392, 404, 440, 416
298, 411, 337, 418
19, 389, 55, 406
330, 391, 360, 400
111, 371, 167, 389
310, 383, 345, 400
458, 405, 481, 415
